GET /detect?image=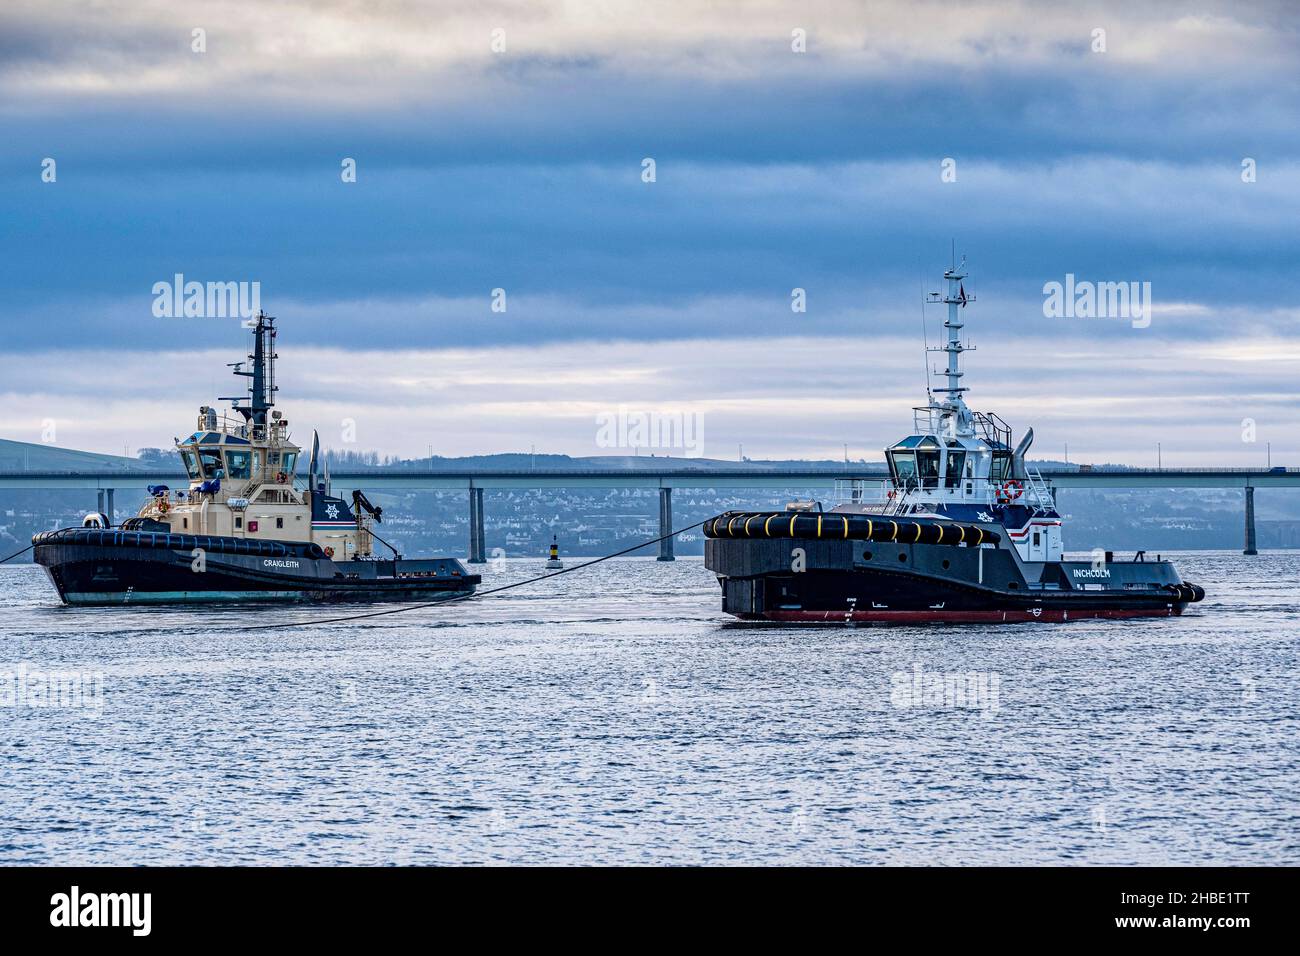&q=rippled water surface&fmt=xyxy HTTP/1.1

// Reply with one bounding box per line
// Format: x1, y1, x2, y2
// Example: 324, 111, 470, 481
2, 552, 1297, 865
